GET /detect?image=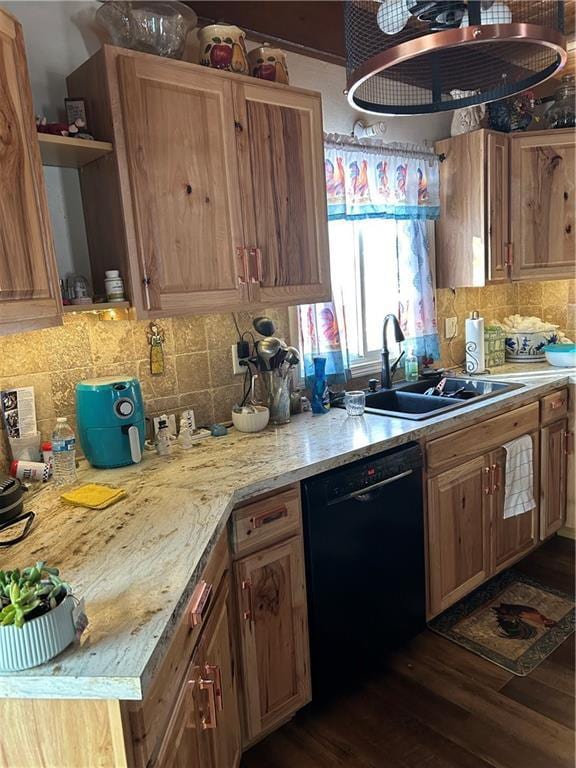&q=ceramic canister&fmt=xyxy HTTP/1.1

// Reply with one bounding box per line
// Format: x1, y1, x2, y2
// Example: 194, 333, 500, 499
247, 43, 289, 84
198, 24, 248, 75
